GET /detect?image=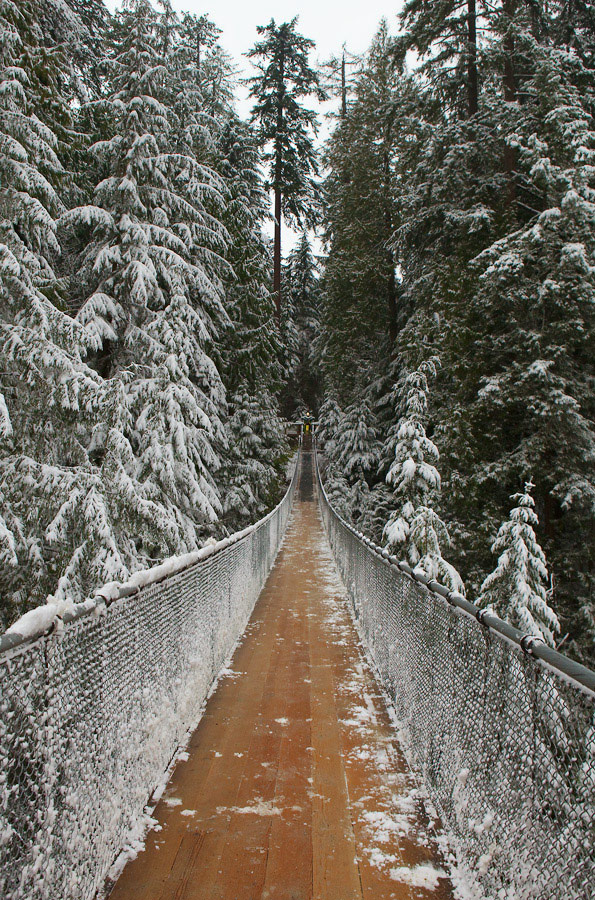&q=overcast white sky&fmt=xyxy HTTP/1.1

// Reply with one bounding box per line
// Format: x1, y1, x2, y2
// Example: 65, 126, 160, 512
105, 0, 405, 248
201, 0, 405, 120
106, 1, 404, 94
